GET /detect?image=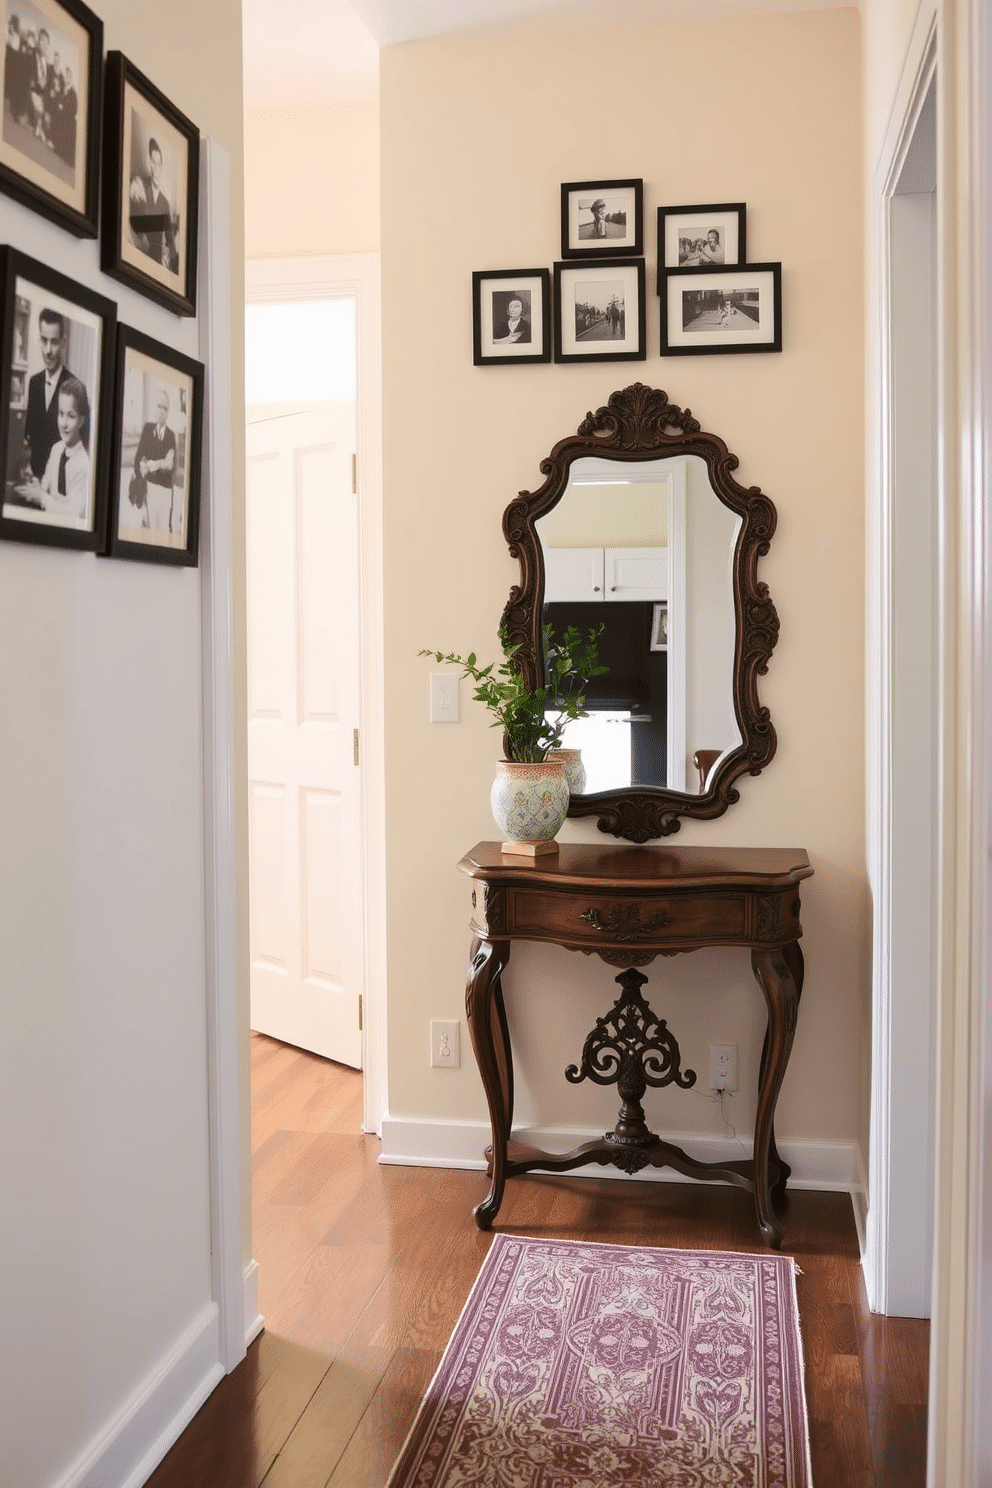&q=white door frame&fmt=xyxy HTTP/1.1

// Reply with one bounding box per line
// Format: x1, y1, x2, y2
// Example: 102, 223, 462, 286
865, 21, 938, 1319
868, 0, 992, 1477
245, 254, 385, 1138
927, 0, 992, 1478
